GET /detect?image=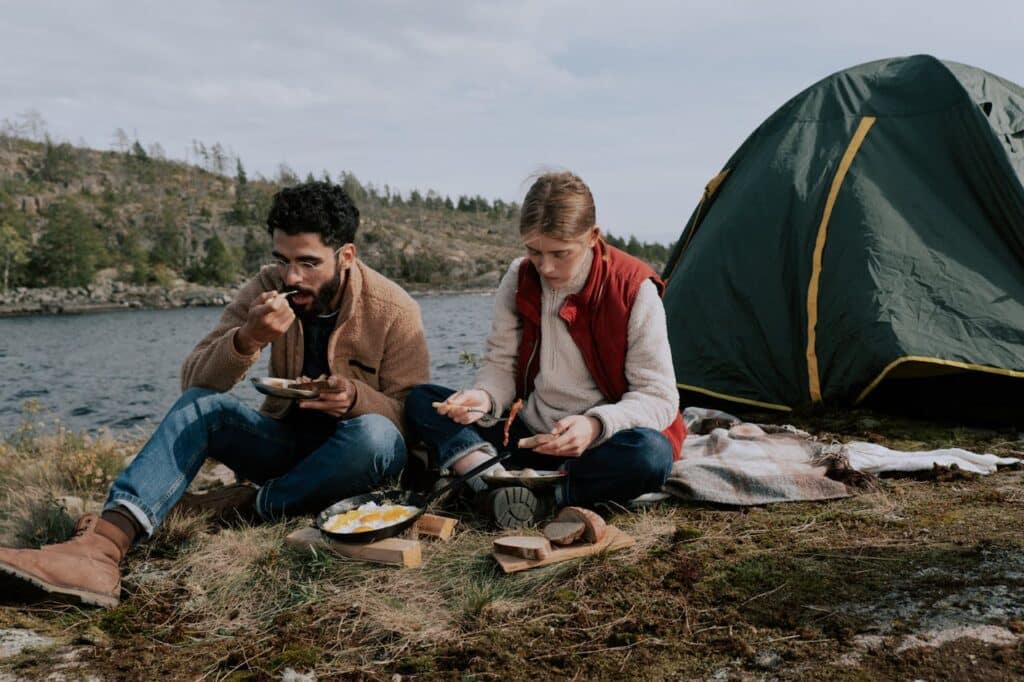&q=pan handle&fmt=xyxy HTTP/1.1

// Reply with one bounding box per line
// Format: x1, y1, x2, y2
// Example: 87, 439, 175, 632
423, 451, 510, 508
